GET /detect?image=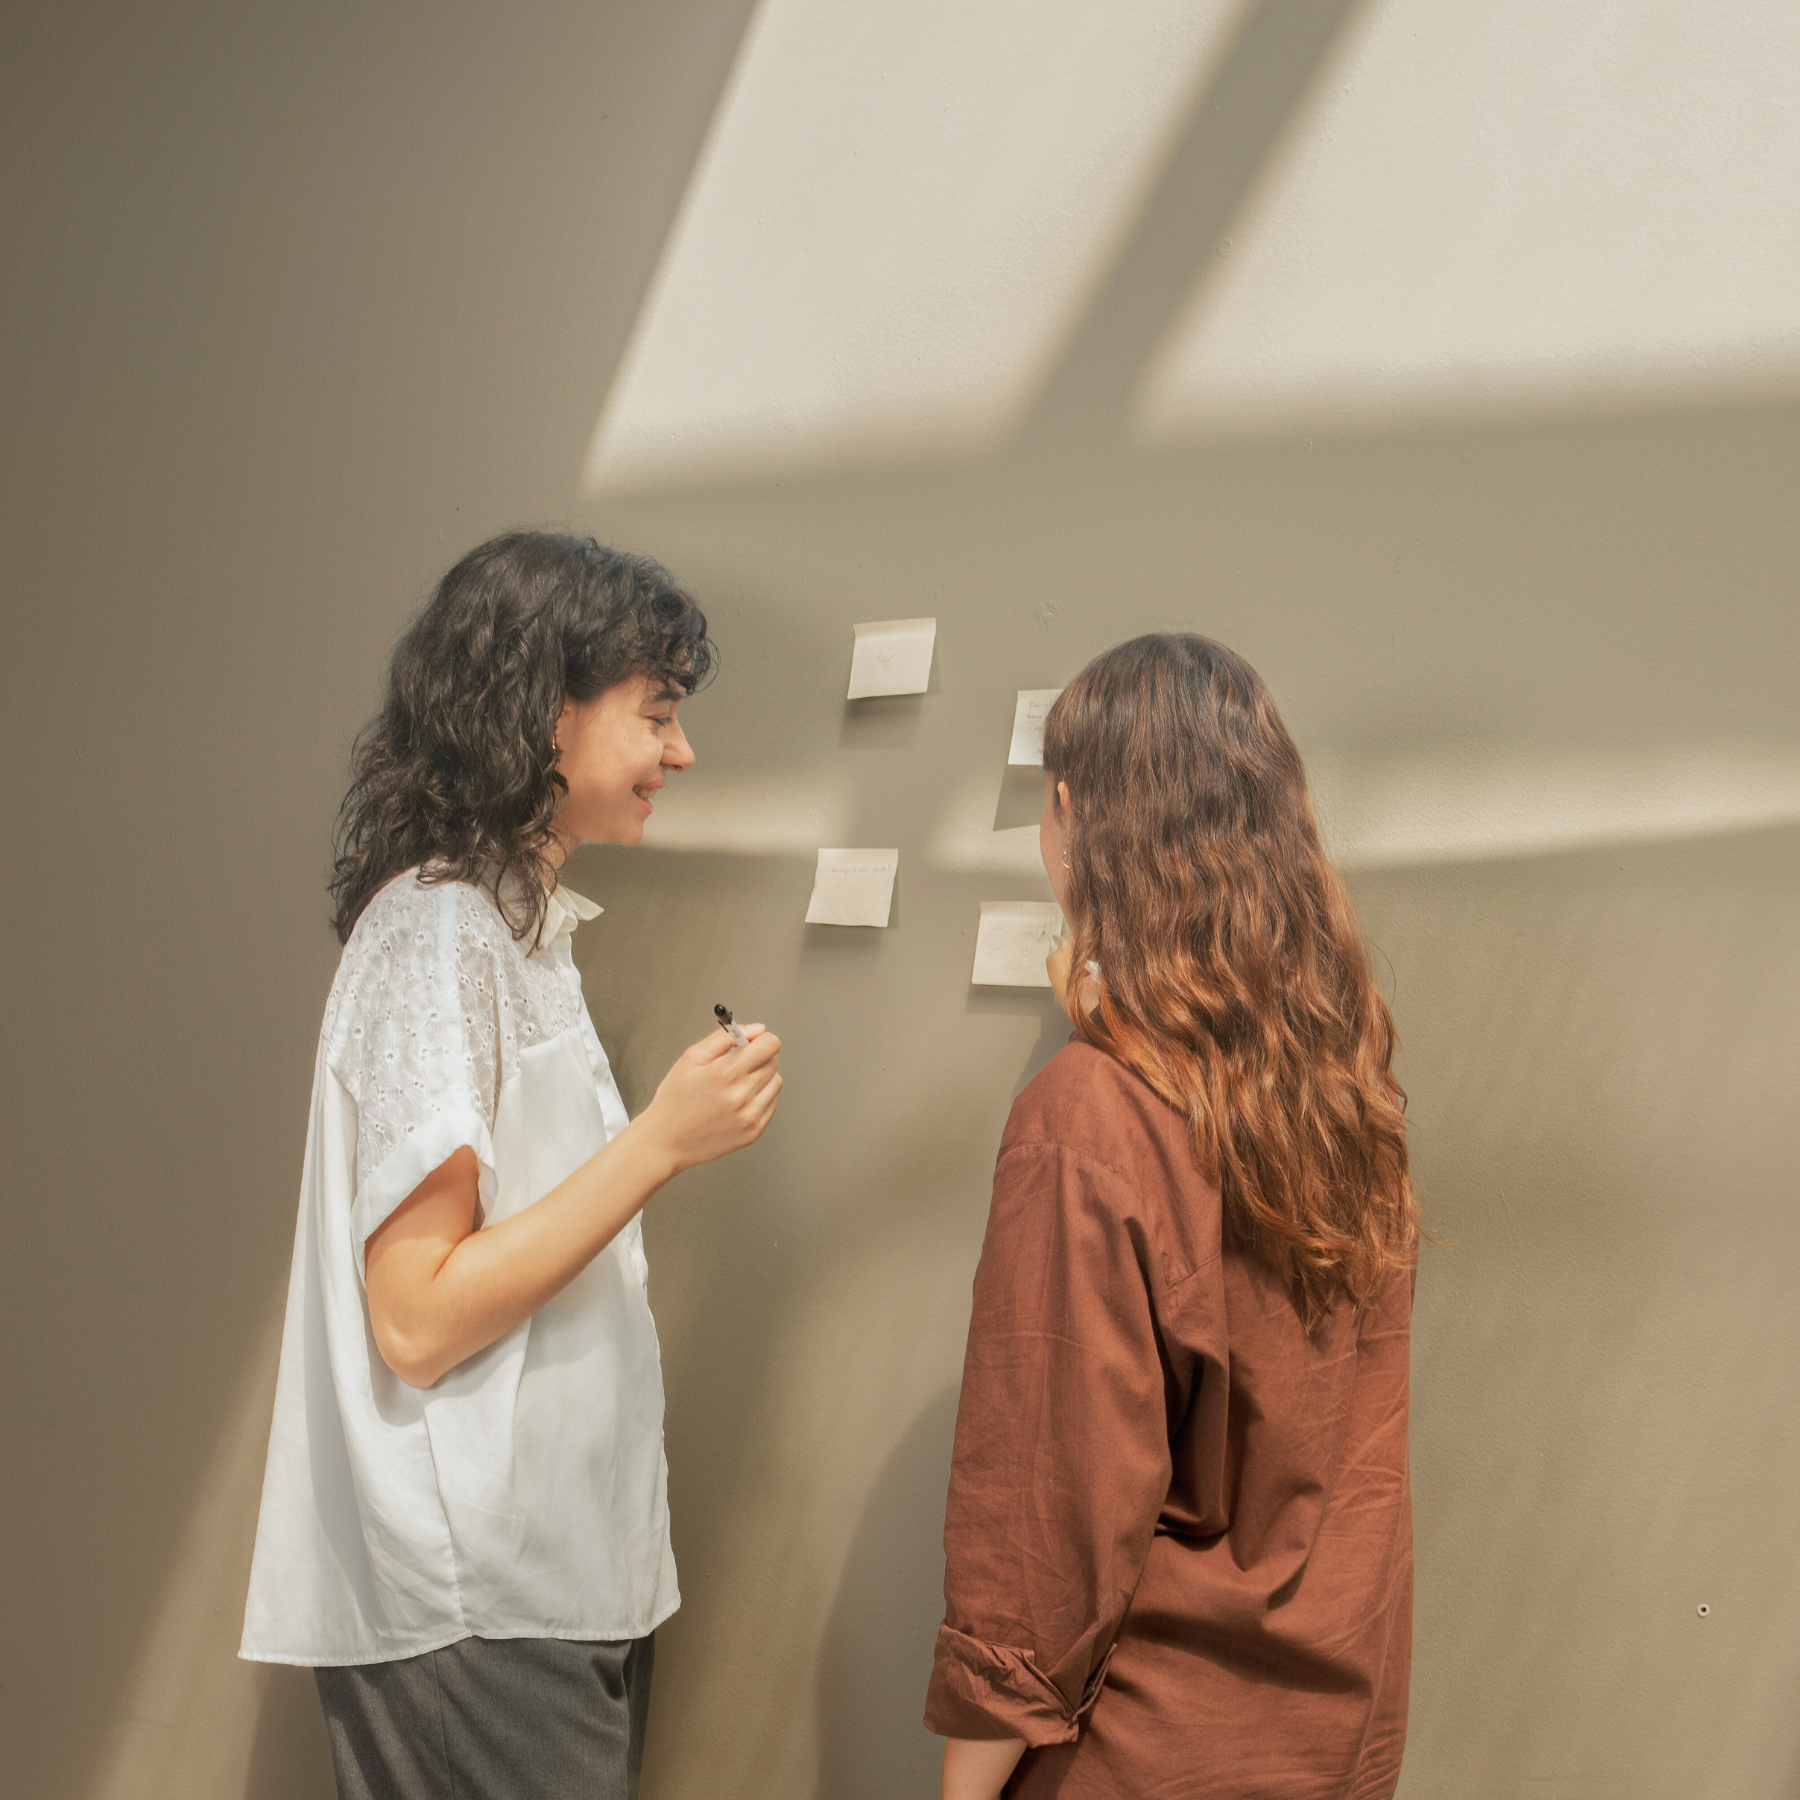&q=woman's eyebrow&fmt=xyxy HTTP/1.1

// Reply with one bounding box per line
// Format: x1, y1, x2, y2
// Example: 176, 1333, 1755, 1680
643, 683, 683, 706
